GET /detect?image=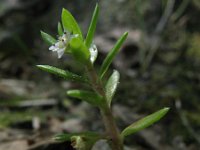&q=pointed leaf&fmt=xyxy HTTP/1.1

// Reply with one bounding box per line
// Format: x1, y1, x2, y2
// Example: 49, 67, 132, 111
99, 32, 128, 79
58, 22, 63, 36
121, 107, 170, 138
67, 90, 103, 107
70, 37, 90, 64
54, 132, 102, 142
54, 133, 74, 142
105, 70, 120, 106
62, 8, 83, 39
41, 31, 56, 45
85, 4, 99, 48
36, 65, 88, 83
